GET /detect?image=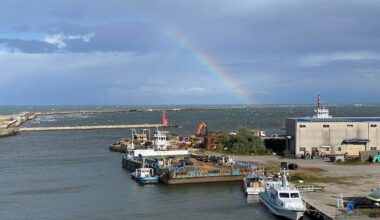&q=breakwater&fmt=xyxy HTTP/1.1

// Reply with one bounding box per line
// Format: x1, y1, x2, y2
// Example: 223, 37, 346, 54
0, 108, 178, 137
20, 124, 166, 132
0, 128, 19, 137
